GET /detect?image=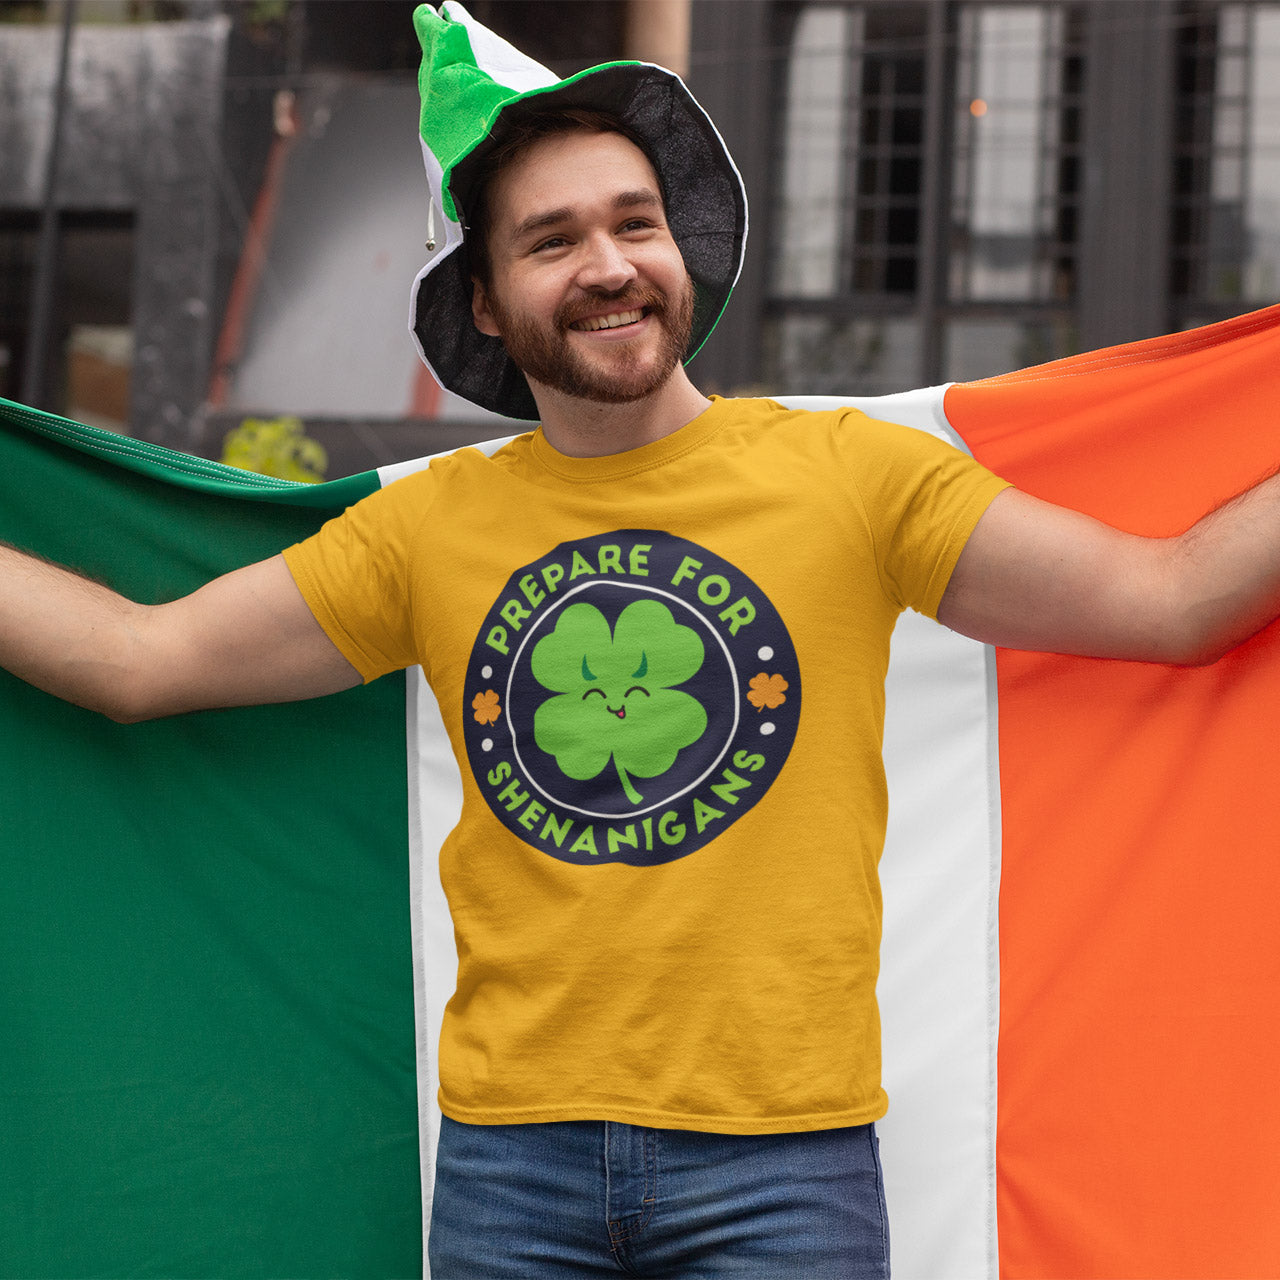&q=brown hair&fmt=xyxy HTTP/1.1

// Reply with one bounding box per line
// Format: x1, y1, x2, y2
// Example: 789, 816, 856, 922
463, 107, 662, 285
